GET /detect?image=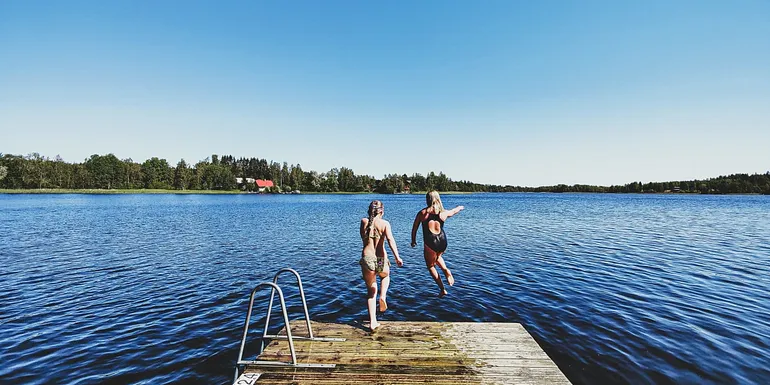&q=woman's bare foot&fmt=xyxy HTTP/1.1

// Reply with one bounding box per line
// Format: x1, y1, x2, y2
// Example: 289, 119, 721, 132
369, 321, 381, 332
379, 297, 388, 312
438, 290, 448, 298
446, 271, 455, 286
